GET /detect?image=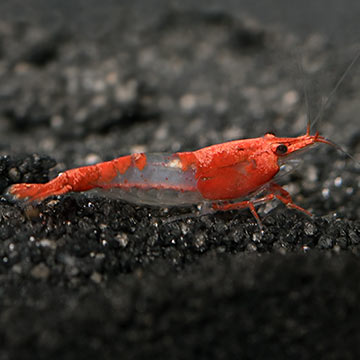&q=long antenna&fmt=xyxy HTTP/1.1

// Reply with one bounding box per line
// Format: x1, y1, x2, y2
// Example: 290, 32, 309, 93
310, 49, 360, 132
318, 136, 360, 166
295, 53, 312, 135
295, 50, 313, 135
